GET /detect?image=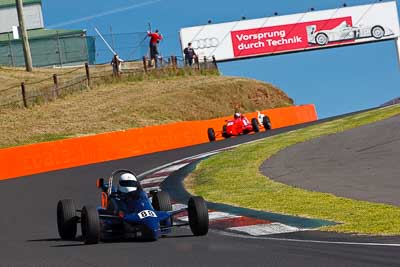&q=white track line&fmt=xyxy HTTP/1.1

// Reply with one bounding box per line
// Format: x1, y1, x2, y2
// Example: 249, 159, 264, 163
154, 163, 190, 173
214, 229, 400, 247
137, 147, 242, 178
172, 203, 188, 211
178, 211, 241, 222
229, 223, 305, 236
140, 176, 168, 185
